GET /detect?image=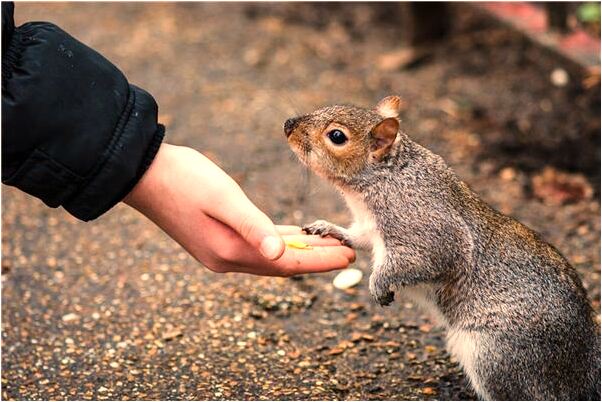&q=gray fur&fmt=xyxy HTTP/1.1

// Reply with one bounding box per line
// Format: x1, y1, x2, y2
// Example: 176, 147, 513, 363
287, 100, 601, 400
